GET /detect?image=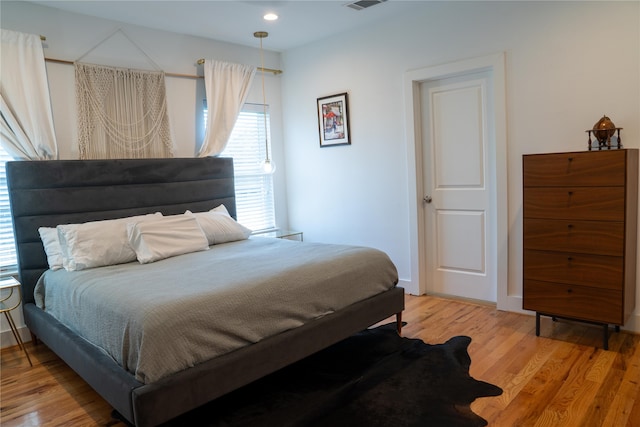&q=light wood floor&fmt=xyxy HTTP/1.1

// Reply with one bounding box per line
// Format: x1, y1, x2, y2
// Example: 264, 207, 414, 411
1, 294, 639, 427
